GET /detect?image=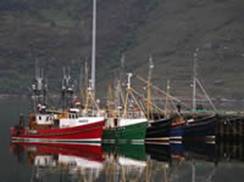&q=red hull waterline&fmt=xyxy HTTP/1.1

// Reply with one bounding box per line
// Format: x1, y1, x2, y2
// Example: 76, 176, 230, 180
11, 120, 105, 144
